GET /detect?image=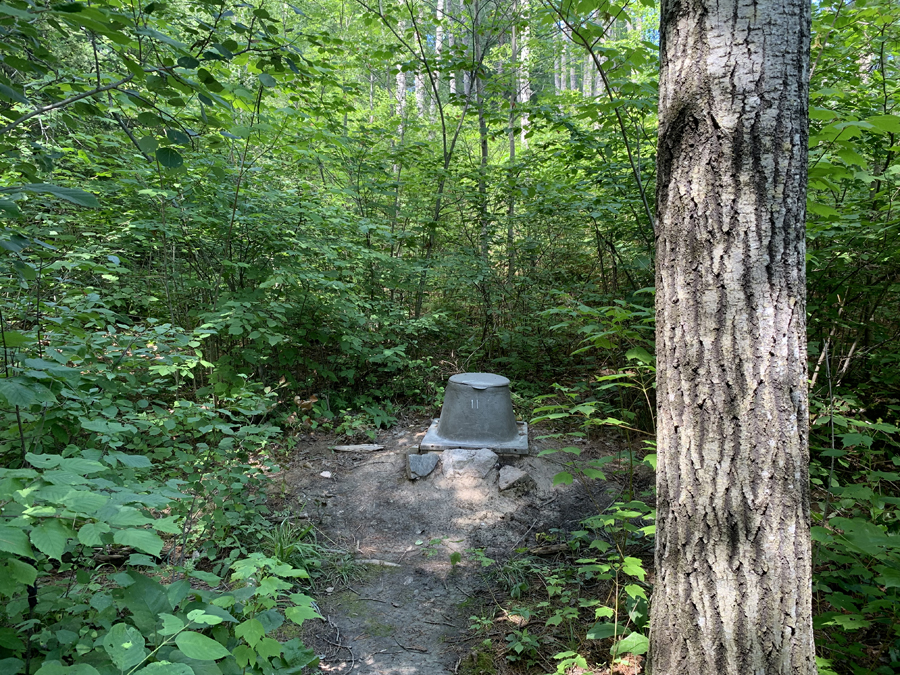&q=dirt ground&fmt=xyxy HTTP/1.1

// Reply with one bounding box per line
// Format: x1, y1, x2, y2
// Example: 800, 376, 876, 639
279, 417, 624, 675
